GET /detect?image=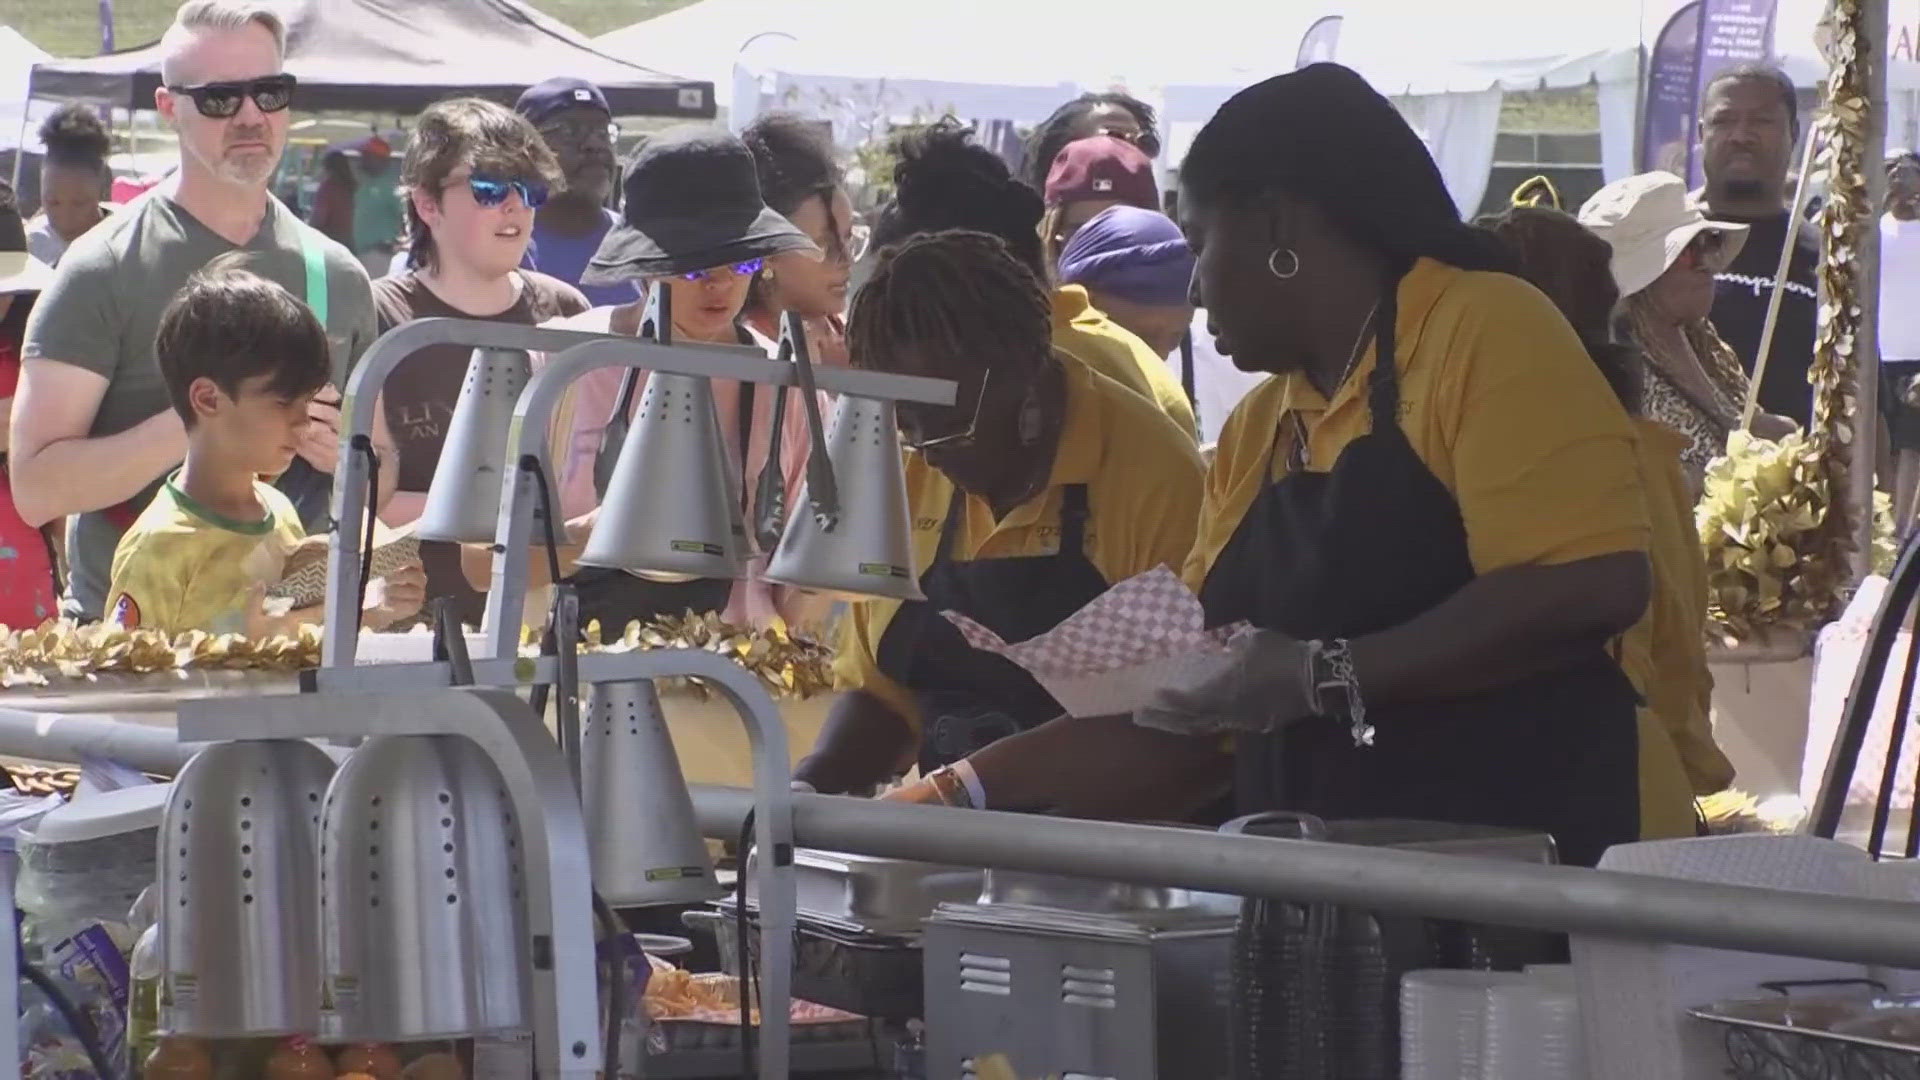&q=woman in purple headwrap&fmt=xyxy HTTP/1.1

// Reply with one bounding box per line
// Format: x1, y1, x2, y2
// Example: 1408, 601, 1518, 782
1058, 205, 1264, 442
1057, 204, 1193, 356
